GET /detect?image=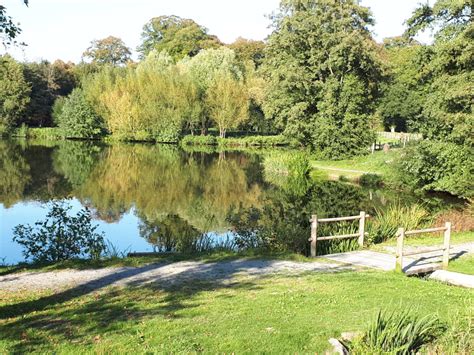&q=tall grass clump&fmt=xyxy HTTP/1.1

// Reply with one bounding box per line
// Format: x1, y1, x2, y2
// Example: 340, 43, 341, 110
350, 310, 444, 354
369, 202, 429, 243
